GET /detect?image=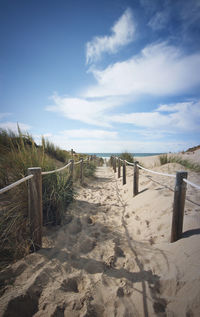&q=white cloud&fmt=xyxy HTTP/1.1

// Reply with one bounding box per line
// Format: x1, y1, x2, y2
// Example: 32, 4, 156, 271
84, 42, 200, 98
148, 11, 169, 30
59, 129, 117, 139
86, 8, 135, 64
0, 113, 12, 120
110, 100, 200, 133
46, 93, 122, 127
40, 133, 194, 153
0, 122, 31, 132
